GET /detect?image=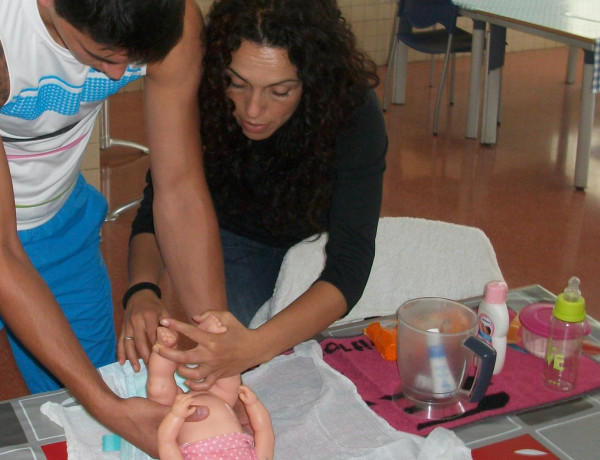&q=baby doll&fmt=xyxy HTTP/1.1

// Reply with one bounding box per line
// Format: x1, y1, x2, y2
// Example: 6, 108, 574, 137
147, 312, 274, 460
